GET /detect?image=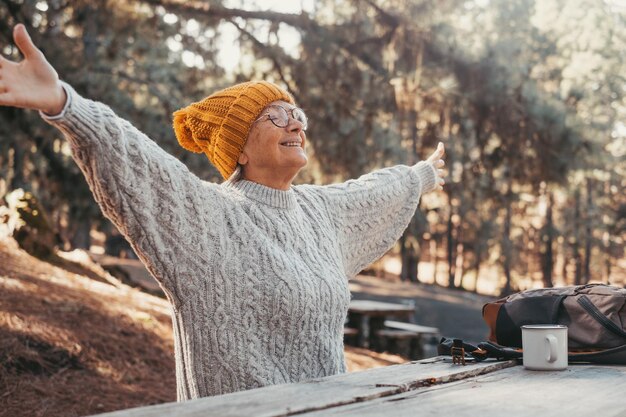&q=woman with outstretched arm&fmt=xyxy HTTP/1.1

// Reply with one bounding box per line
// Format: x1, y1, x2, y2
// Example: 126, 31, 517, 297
0, 24, 446, 400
